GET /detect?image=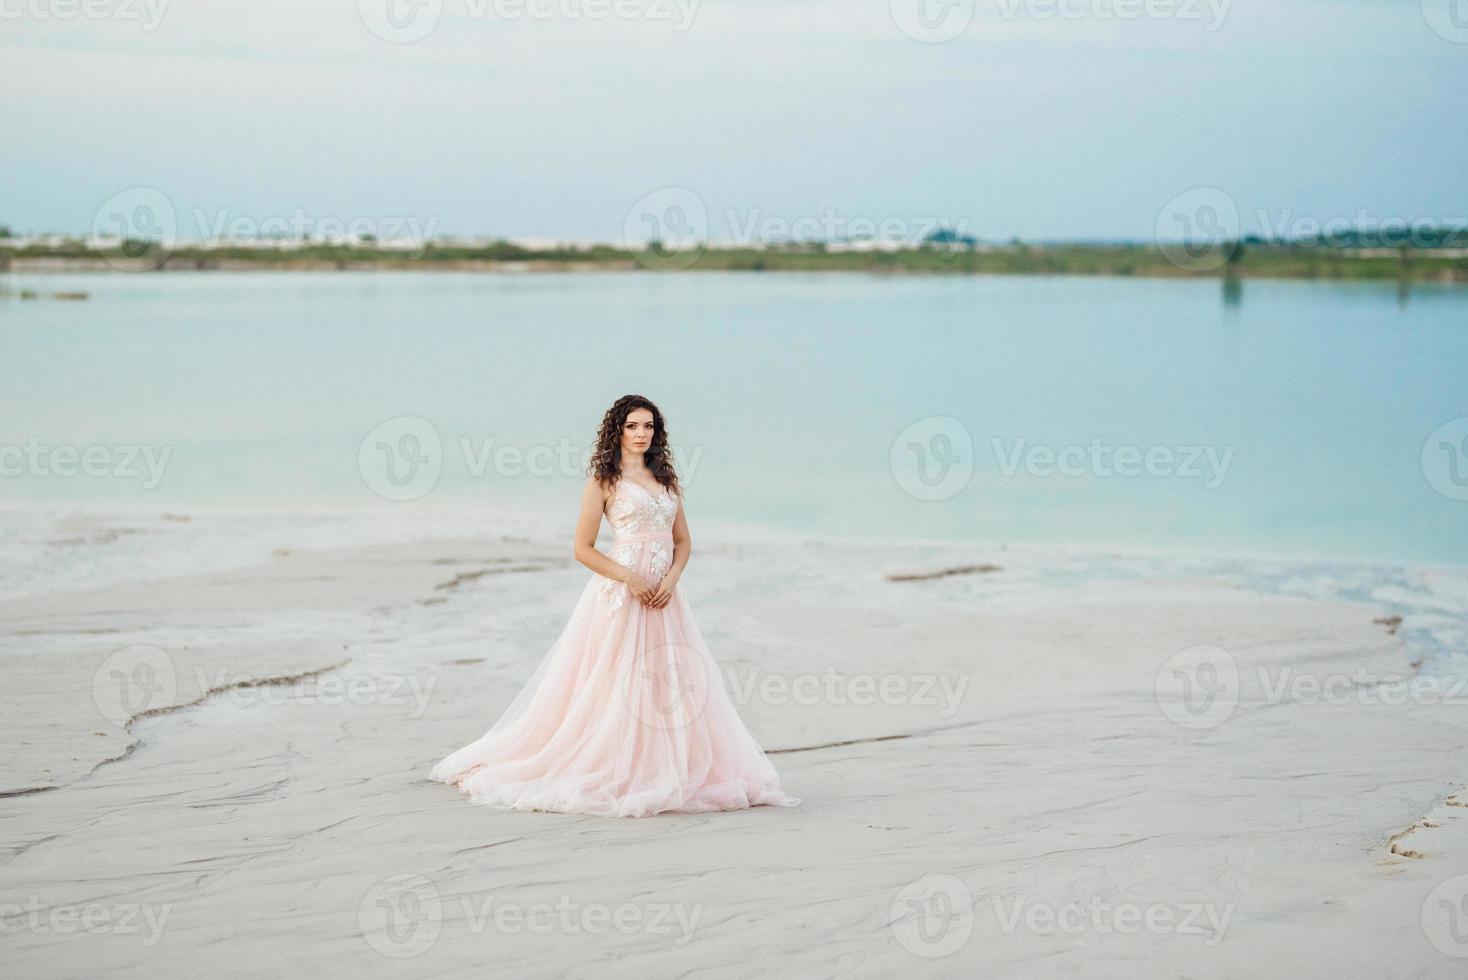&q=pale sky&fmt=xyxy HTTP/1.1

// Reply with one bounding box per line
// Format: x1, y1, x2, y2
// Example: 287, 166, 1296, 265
4, 0, 1465, 243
